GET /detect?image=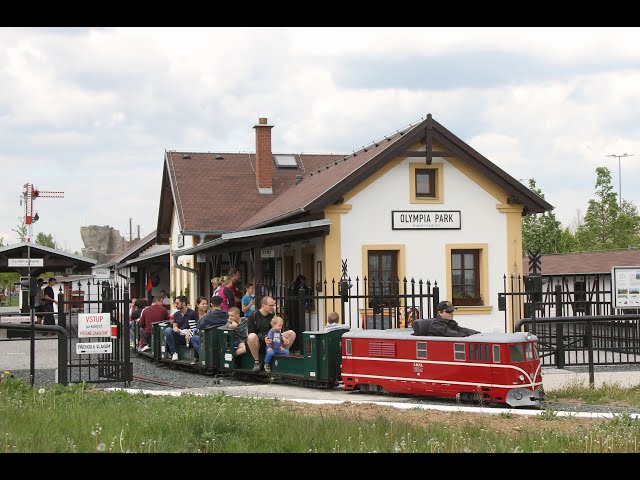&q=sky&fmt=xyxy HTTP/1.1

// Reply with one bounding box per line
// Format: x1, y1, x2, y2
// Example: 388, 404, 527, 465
2, 27, 640, 254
